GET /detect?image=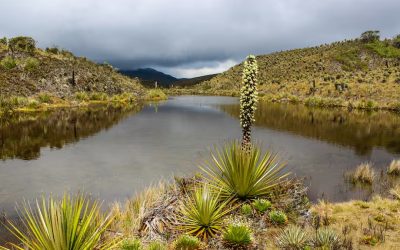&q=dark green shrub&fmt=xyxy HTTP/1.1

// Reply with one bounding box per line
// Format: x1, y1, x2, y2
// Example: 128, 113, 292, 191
45, 46, 60, 54
360, 30, 380, 43
1, 56, 17, 69
8, 36, 36, 54
0, 37, 7, 46
120, 238, 142, 250
252, 199, 272, 213
269, 210, 288, 225
173, 235, 201, 250
223, 223, 252, 247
